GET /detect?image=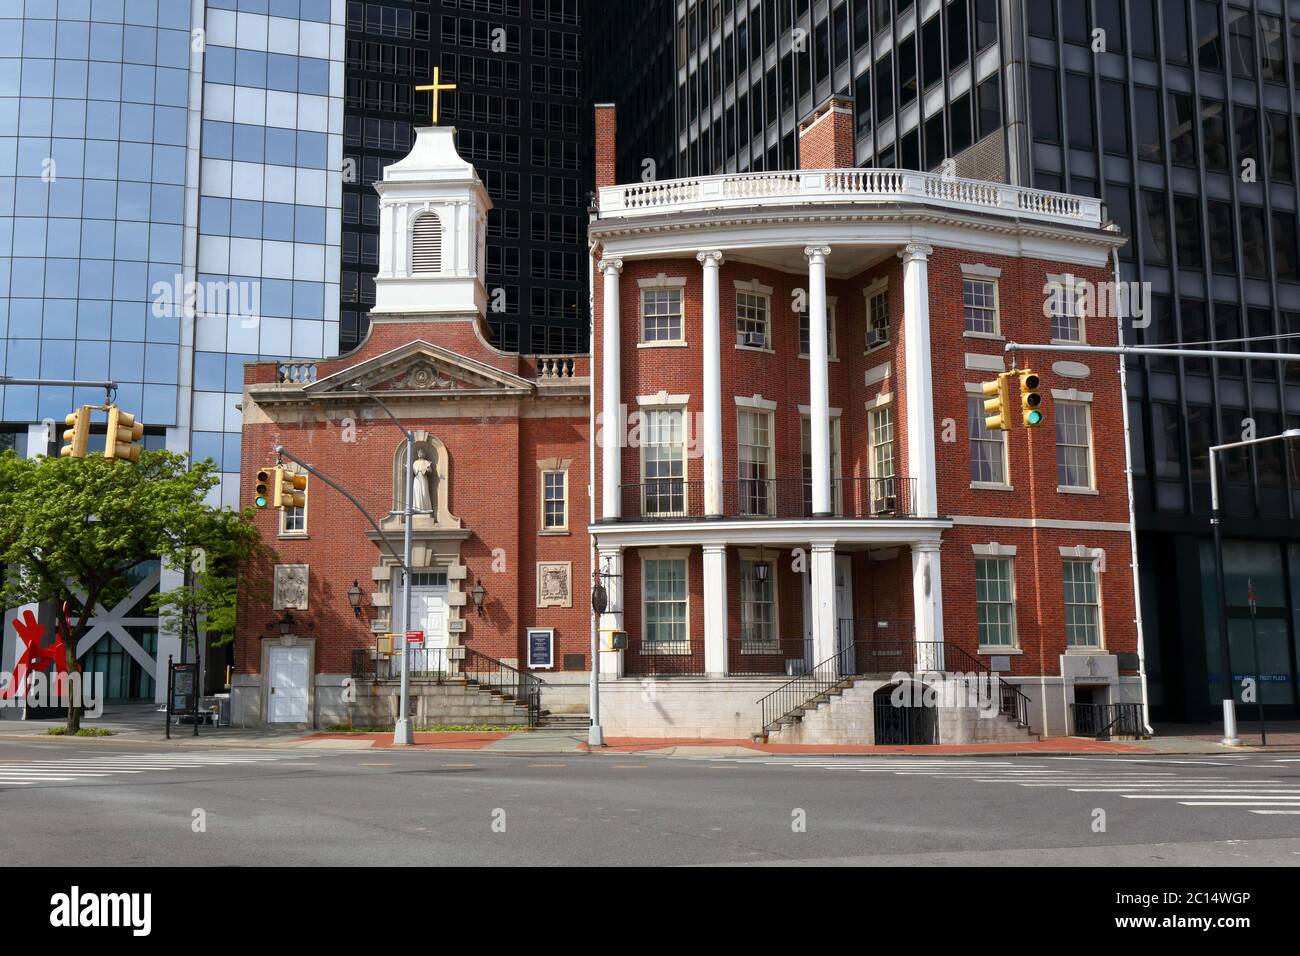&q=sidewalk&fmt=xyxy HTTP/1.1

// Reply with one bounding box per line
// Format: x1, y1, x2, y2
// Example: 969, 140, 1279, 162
6, 707, 1299, 757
